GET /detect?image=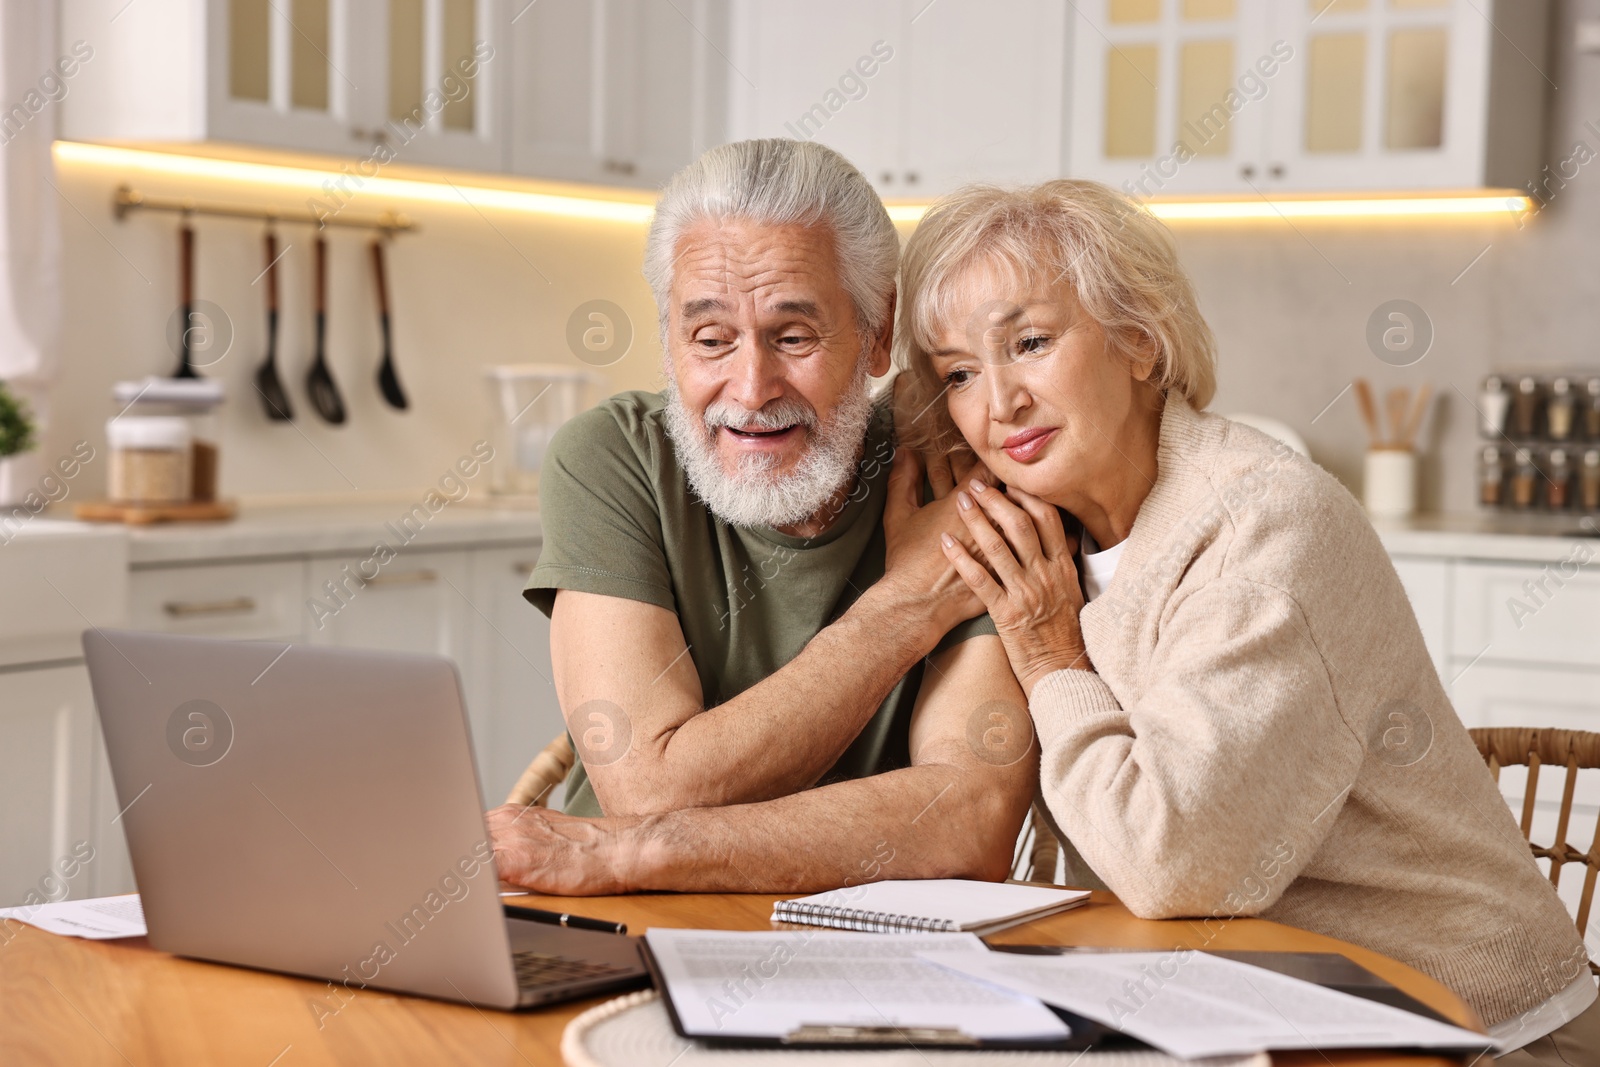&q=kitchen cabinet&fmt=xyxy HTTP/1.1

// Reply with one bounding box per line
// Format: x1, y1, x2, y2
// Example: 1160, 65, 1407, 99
508, 0, 729, 187
0, 666, 101, 908
62, 0, 509, 168
464, 546, 563, 806
304, 548, 471, 658
1391, 555, 1448, 680
1068, 0, 1549, 196
726, 0, 1067, 197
